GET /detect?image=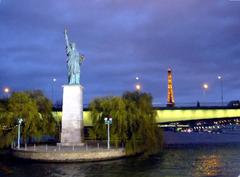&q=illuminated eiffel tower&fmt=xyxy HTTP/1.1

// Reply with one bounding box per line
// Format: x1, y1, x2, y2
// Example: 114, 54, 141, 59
167, 68, 175, 107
